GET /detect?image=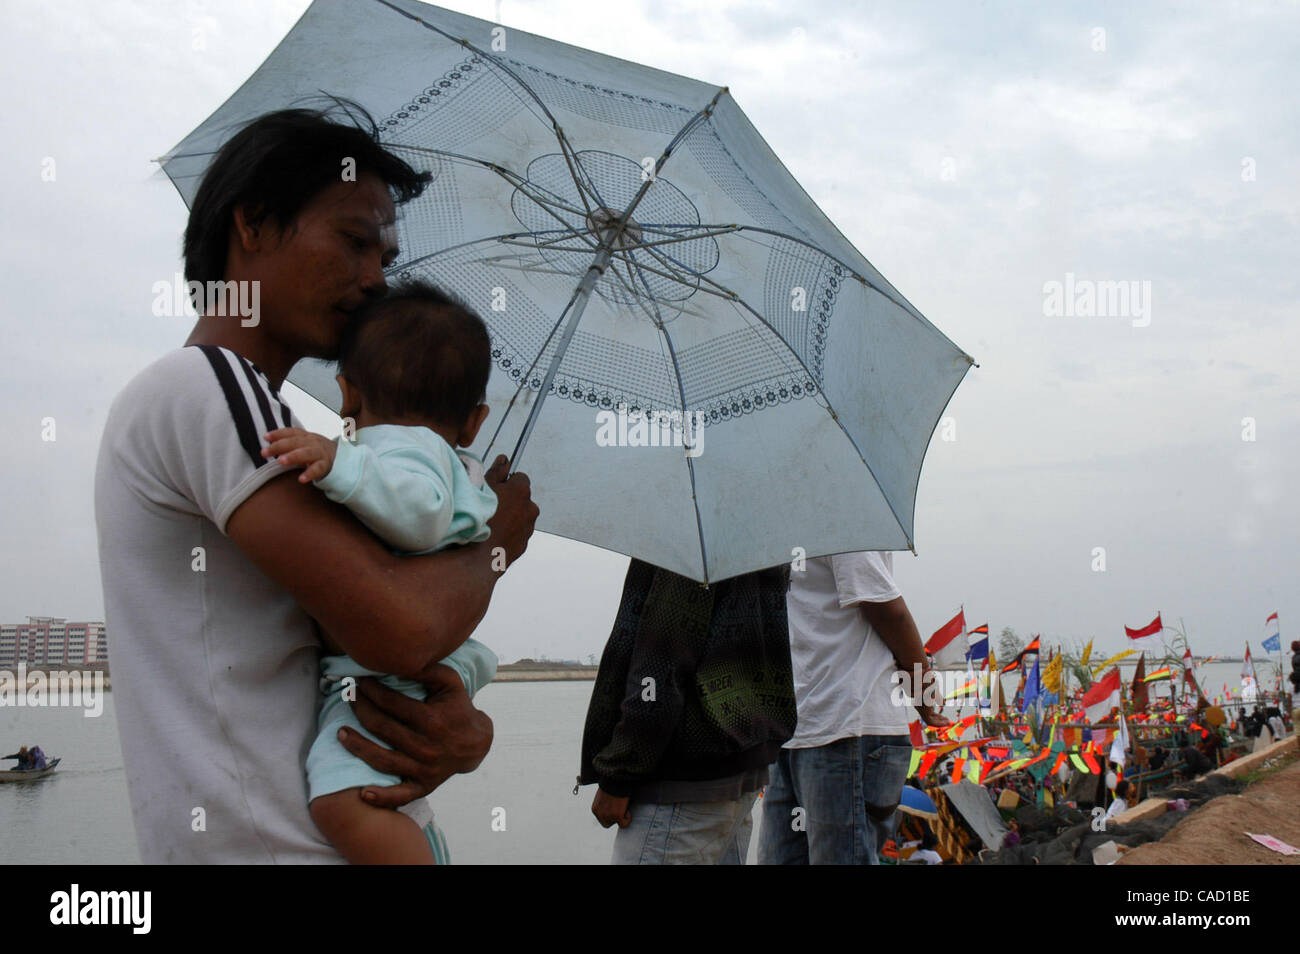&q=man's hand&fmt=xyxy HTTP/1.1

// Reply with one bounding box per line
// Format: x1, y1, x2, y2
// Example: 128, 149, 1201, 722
262, 427, 338, 483
910, 666, 951, 729
484, 455, 538, 567
861, 597, 951, 730
338, 666, 493, 808
592, 788, 632, 829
